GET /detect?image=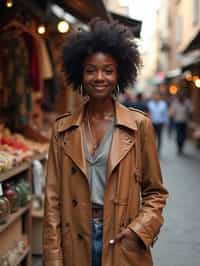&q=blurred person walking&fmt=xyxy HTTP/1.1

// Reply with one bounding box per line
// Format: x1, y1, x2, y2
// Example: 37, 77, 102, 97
43, 18, 168, 266
148, 92, 168, 152
121, 90, 135, 107
170, 94, 192, 155
132, 92, 149, 113
122, 91, 149, 113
